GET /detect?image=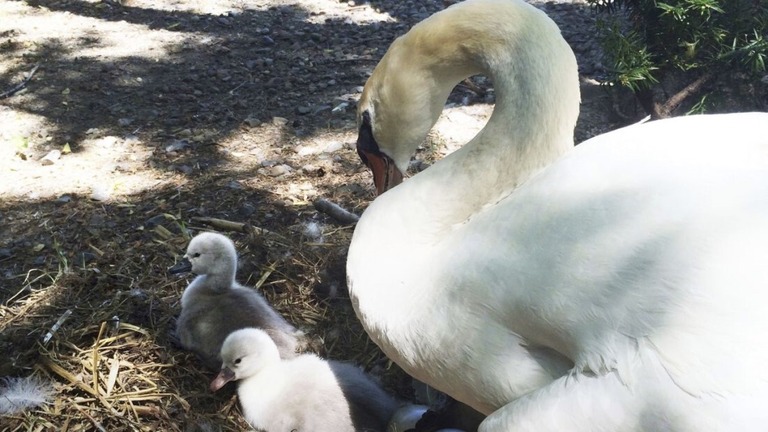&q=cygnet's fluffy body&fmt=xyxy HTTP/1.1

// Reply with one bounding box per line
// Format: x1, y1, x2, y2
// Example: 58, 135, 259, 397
211, 328, 397, 432
175, 232, 303, 369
